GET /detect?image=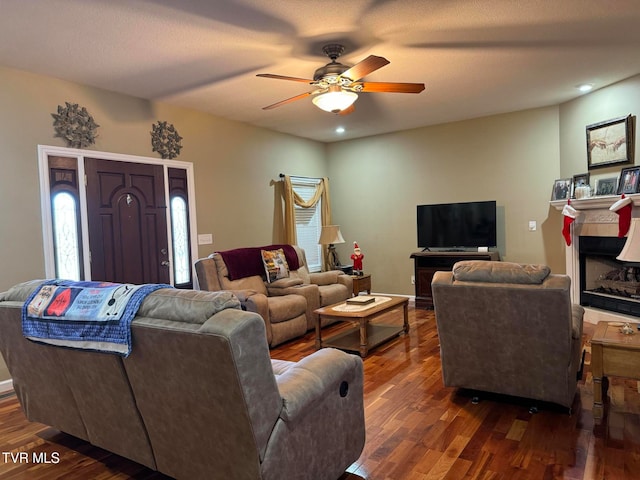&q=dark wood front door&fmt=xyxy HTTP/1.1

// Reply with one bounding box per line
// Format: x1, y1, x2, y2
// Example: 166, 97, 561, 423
85, 158, 170, 284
